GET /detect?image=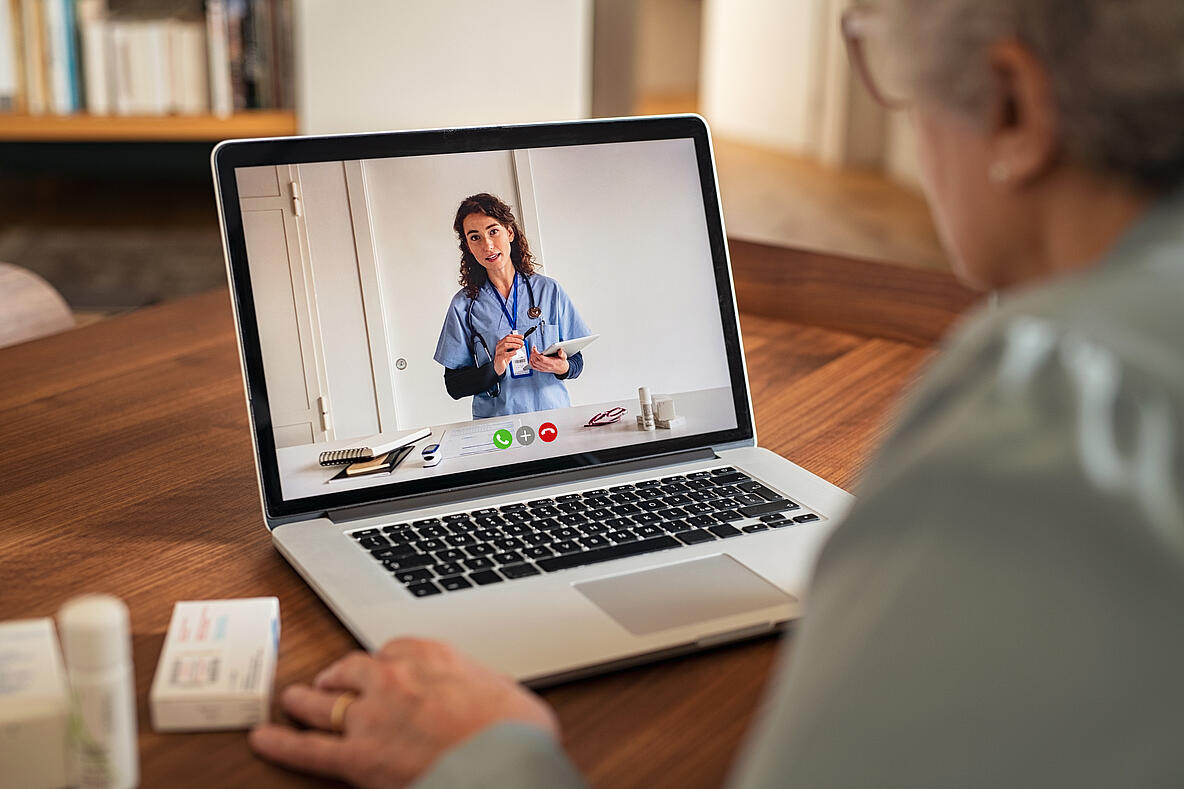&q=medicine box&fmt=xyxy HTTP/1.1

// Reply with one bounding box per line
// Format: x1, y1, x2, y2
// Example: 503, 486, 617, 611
0, 618, 70, 789
150, 597, 280, 732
